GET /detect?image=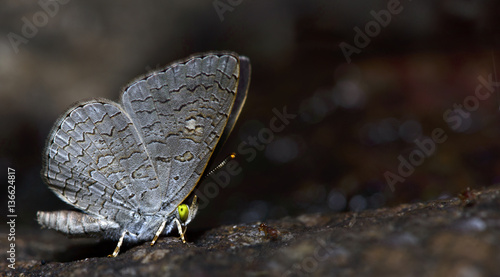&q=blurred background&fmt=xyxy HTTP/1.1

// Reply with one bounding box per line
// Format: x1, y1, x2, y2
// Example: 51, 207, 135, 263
1, 0, 500, 233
